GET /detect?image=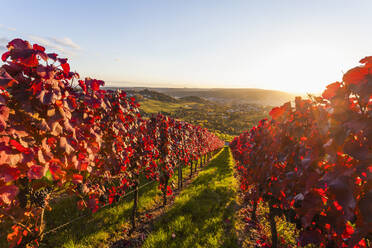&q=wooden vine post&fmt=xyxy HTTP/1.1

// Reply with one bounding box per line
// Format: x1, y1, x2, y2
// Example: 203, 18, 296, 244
190, 160, 194, 178
39, 208, 46, 241
131, 176, 139, 231
178, 162, 183, 190
268, 202, 278, 248
252, 200, 258, 222
162, 175, 169, 207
